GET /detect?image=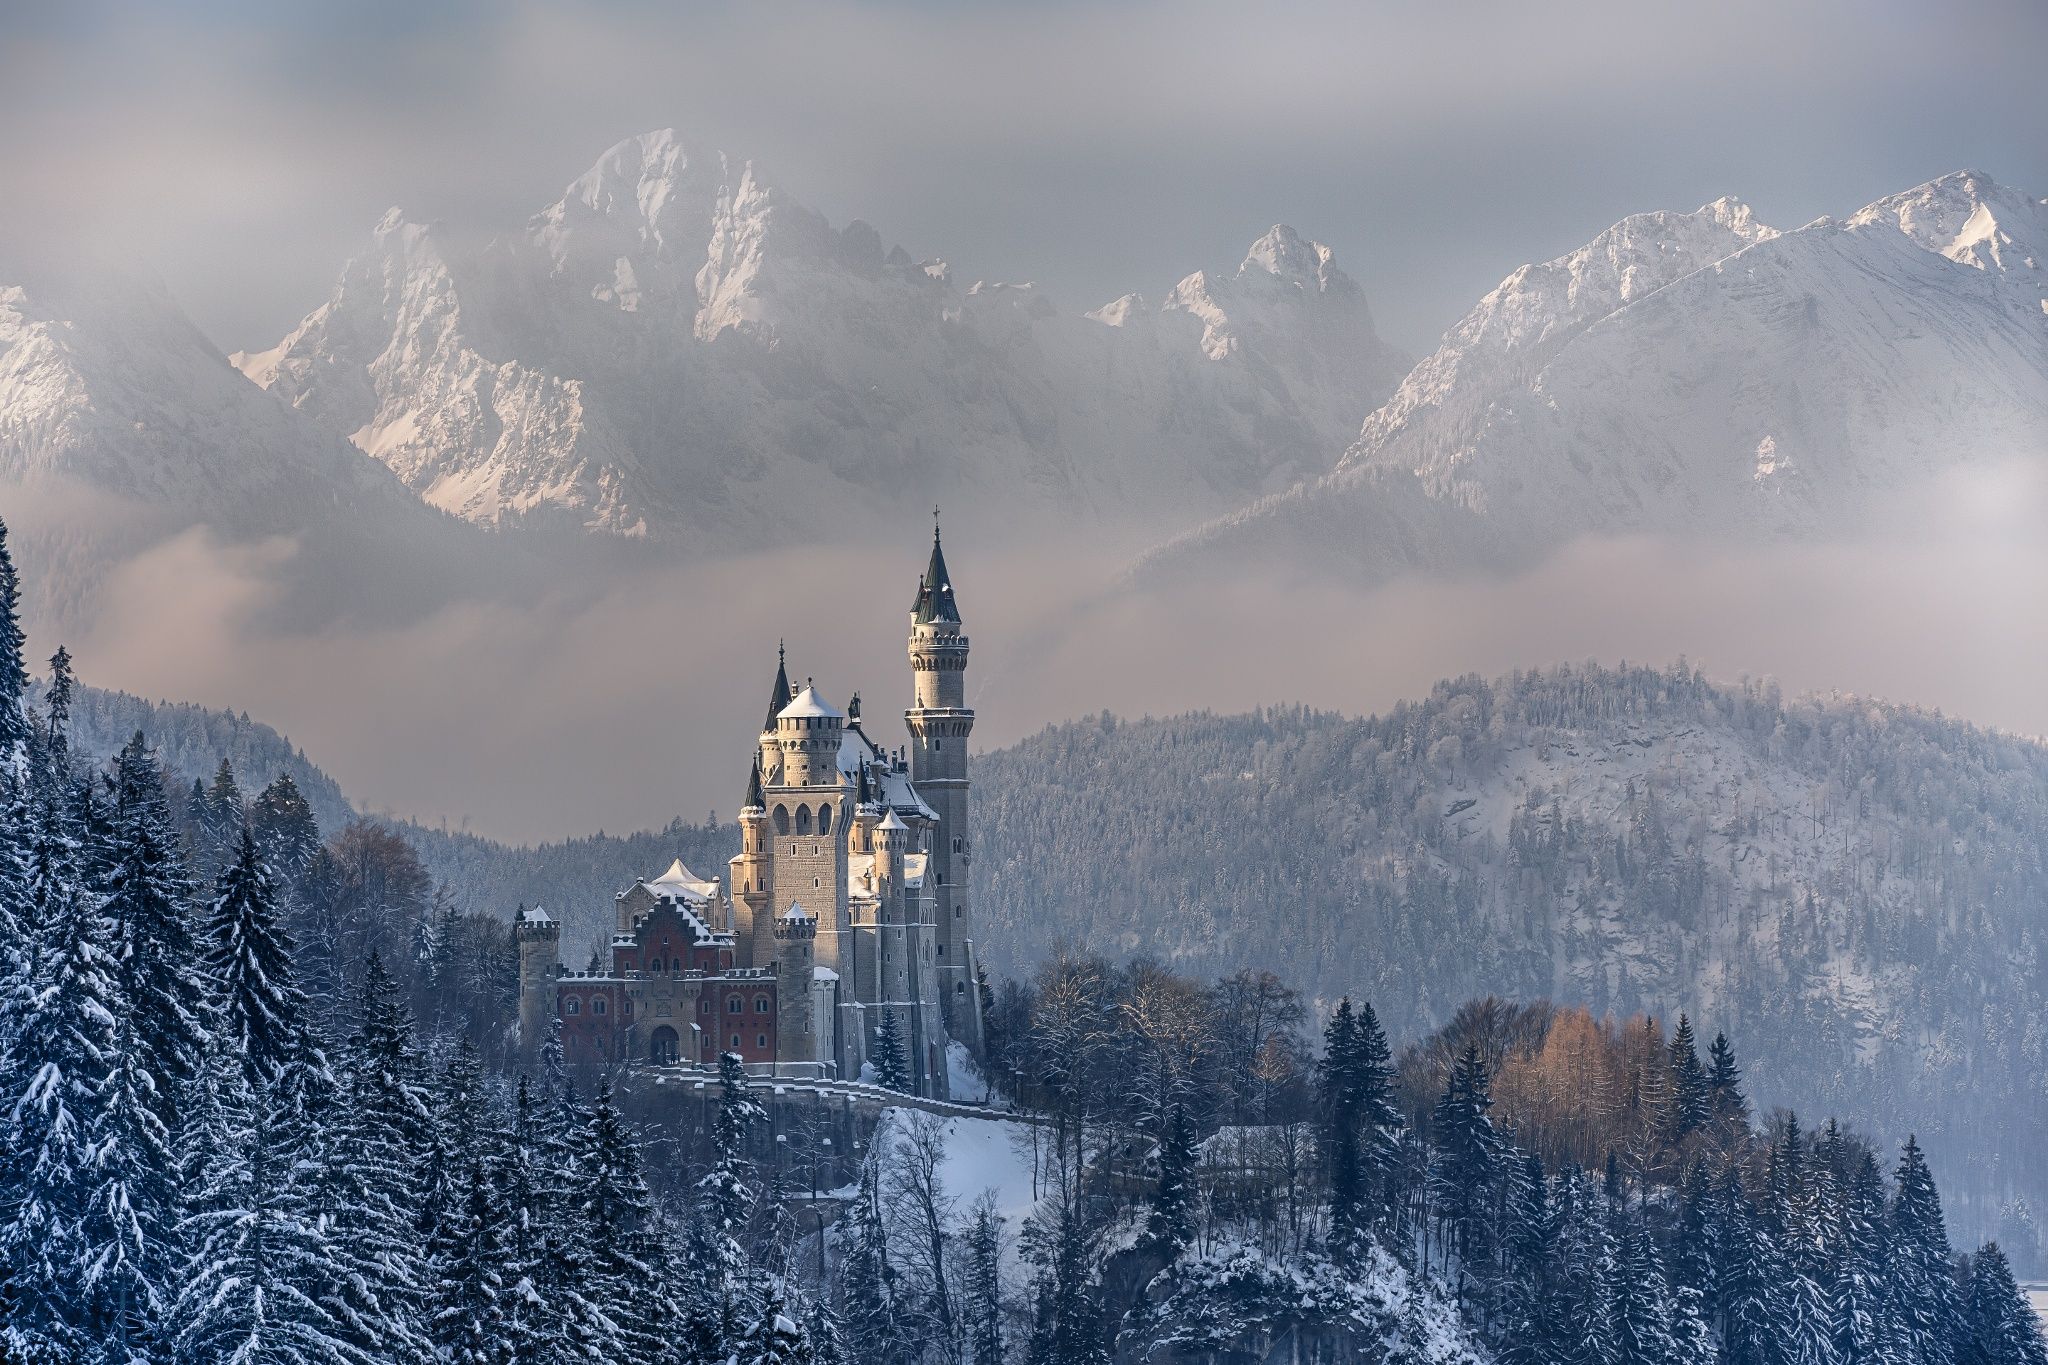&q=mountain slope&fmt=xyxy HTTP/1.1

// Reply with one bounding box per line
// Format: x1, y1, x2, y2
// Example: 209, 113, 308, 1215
973, 664, 2048, 1261
1149, 171, 2048, 580
240, 129, 1411, 547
